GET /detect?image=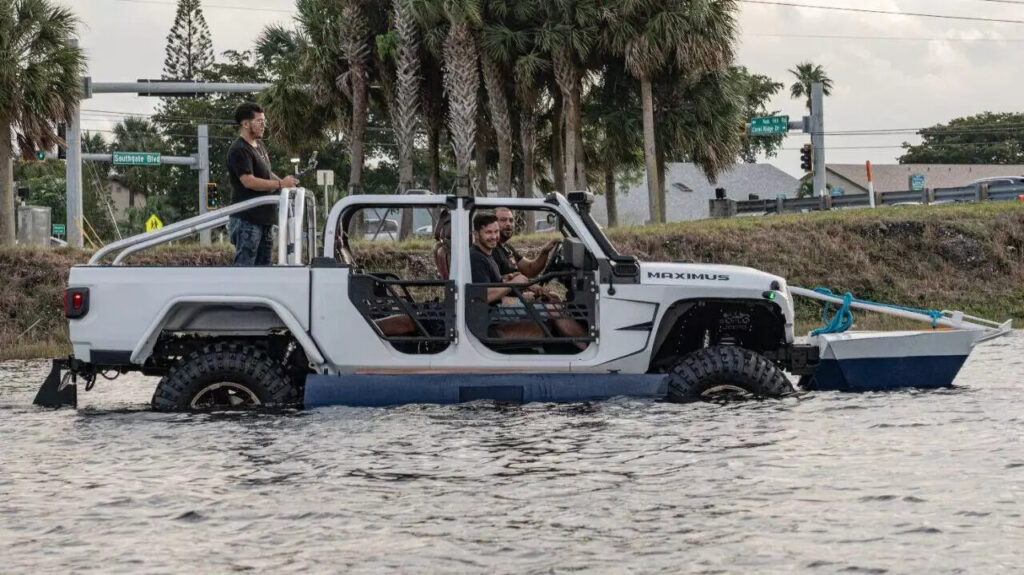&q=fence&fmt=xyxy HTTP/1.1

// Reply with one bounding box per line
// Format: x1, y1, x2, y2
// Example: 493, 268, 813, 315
710, 182, 1024, 218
